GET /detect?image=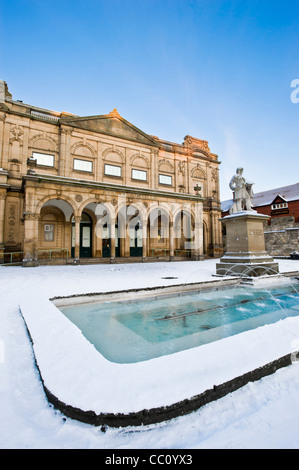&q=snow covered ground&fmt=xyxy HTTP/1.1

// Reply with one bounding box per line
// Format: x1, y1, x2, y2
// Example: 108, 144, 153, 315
1, 258, 299, 449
